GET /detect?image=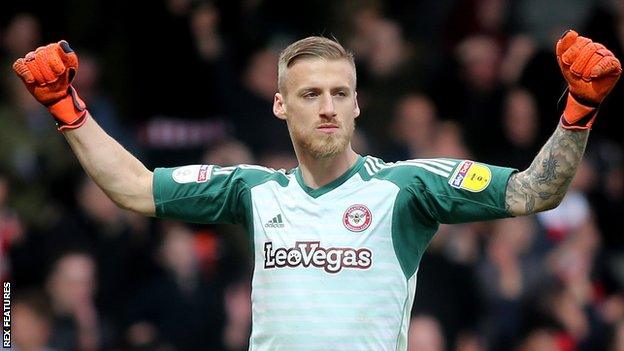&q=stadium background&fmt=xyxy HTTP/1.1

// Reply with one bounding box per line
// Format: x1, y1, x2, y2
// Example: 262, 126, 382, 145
1, 0, 624, 350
